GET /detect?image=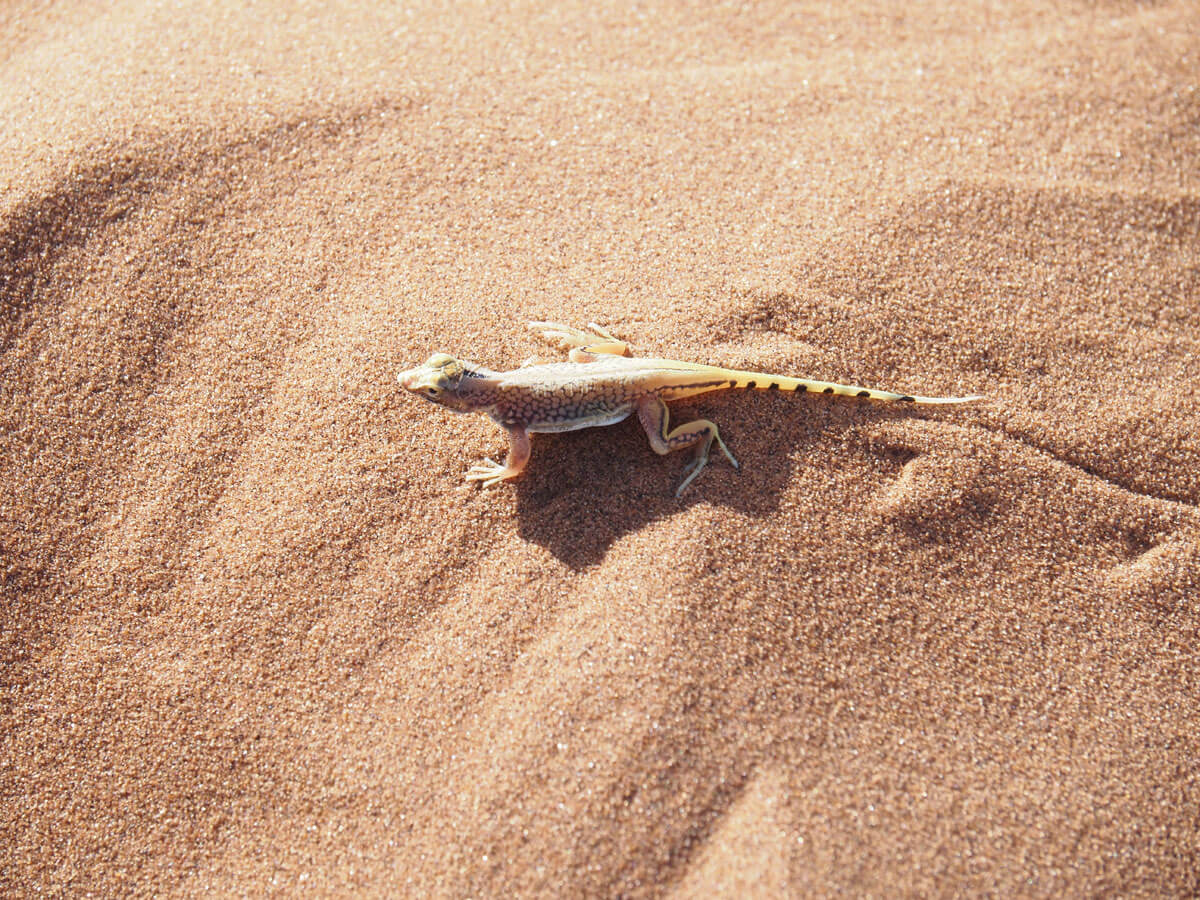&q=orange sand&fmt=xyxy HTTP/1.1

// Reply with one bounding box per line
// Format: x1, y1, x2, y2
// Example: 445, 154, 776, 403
3, 1, 1199, 895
